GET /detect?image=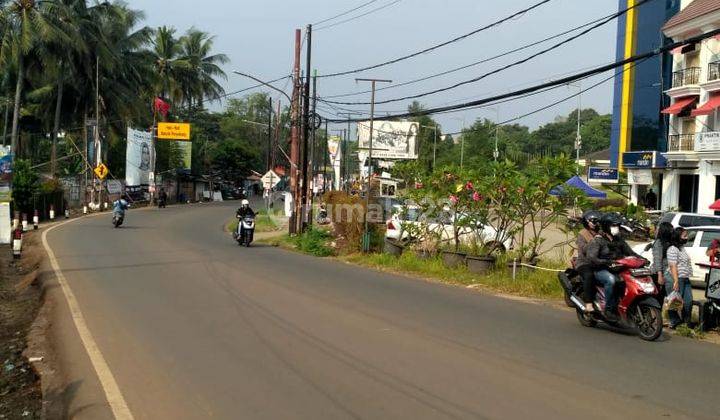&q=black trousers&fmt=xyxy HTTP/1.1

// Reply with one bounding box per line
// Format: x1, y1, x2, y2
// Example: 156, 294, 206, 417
578, 265, 596, 304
